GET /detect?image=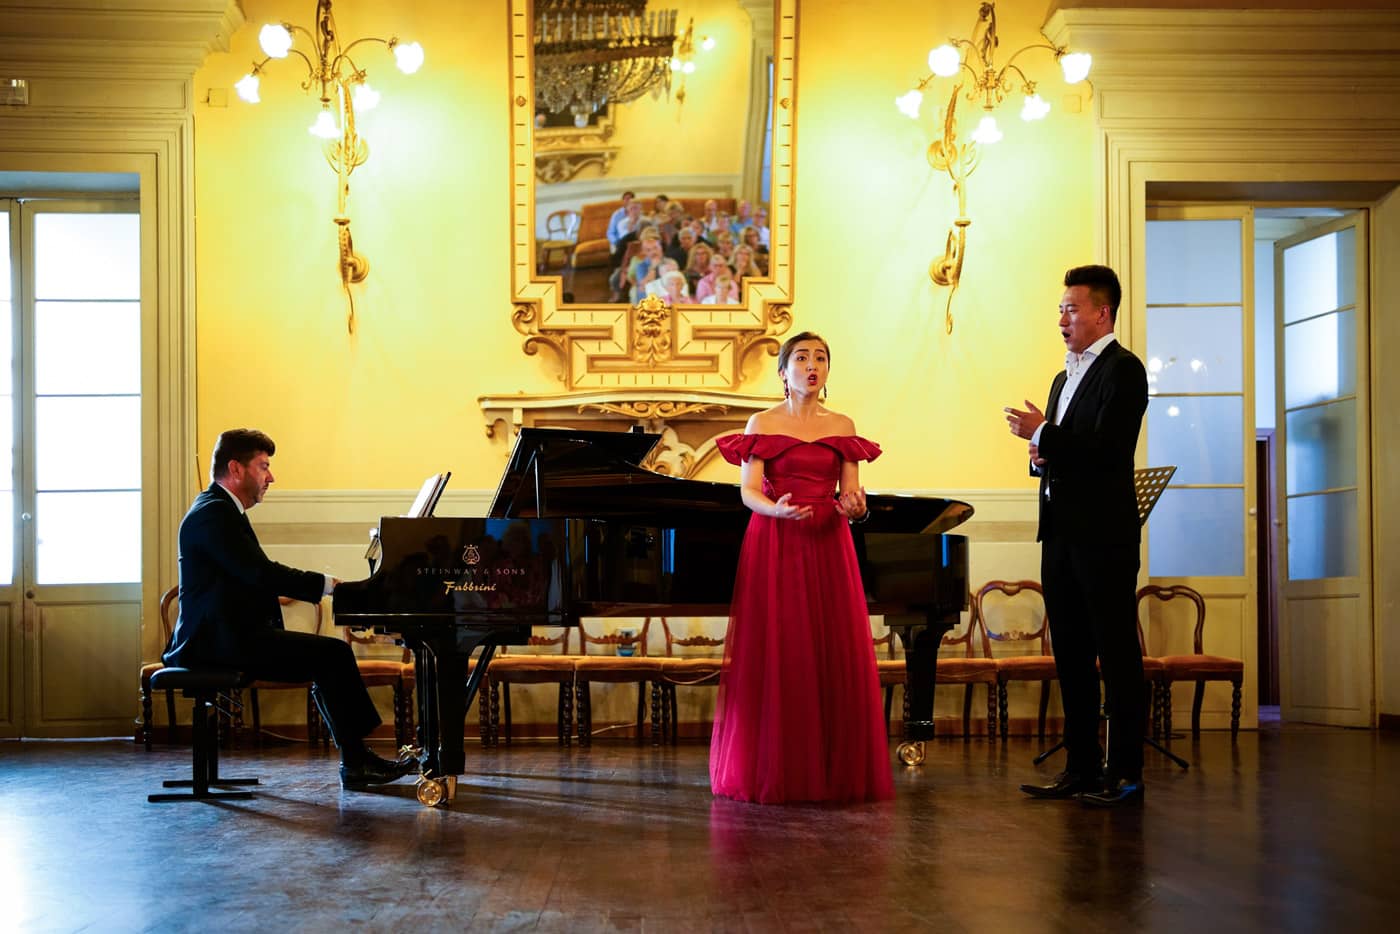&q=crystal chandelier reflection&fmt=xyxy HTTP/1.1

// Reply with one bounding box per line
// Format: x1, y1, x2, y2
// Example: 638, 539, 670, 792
534, 0, 679, 126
